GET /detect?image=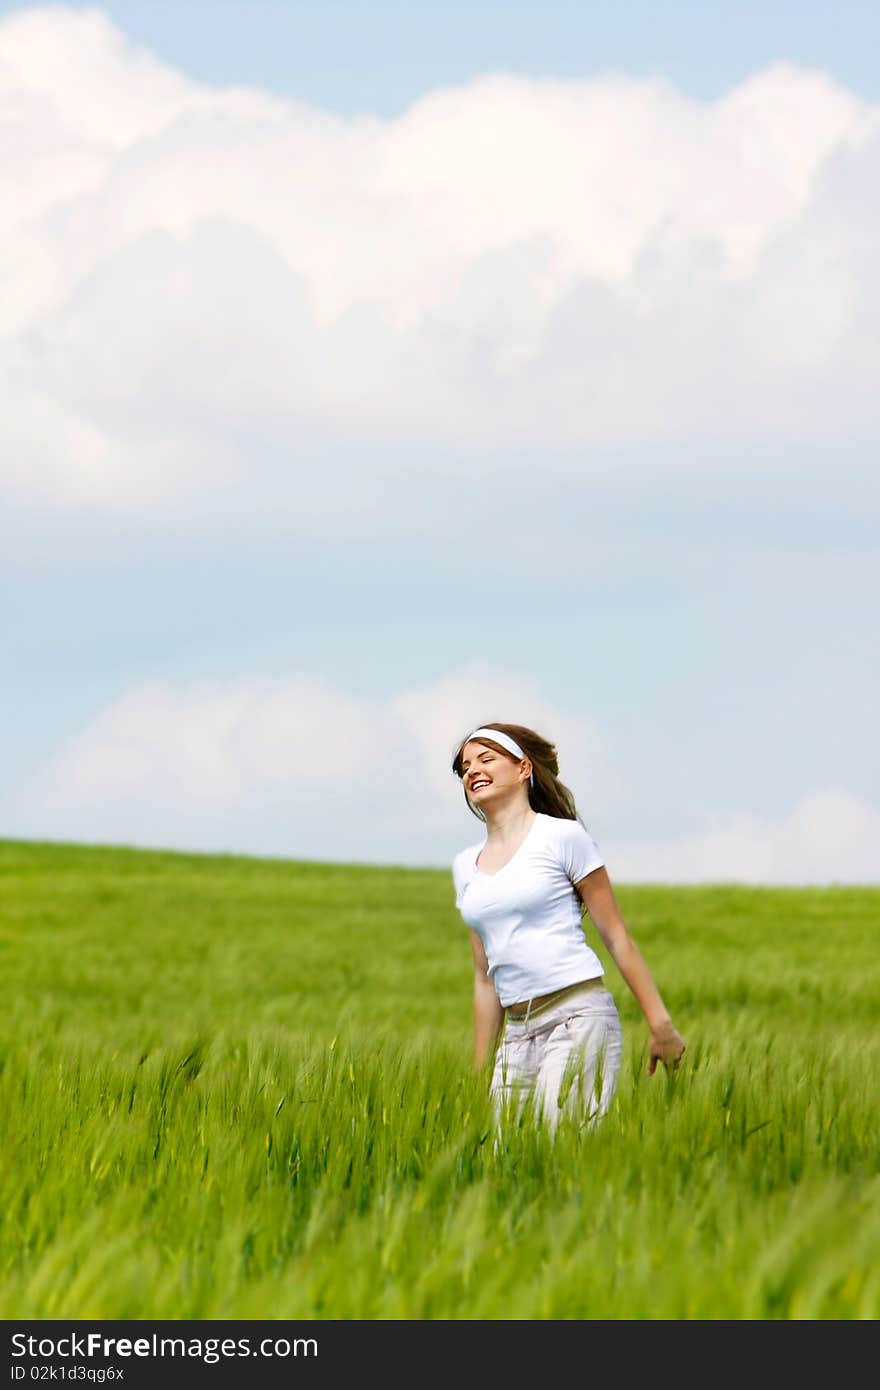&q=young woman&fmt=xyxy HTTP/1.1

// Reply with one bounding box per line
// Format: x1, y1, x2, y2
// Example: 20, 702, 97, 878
451, 722, 685, 1132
